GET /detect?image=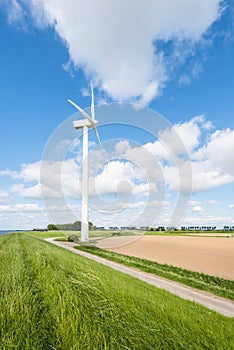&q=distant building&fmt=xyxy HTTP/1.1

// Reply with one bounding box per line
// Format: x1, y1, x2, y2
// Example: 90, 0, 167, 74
120, 226, 136, 230
109, 226, 119, 230
181, 226, 216, 231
